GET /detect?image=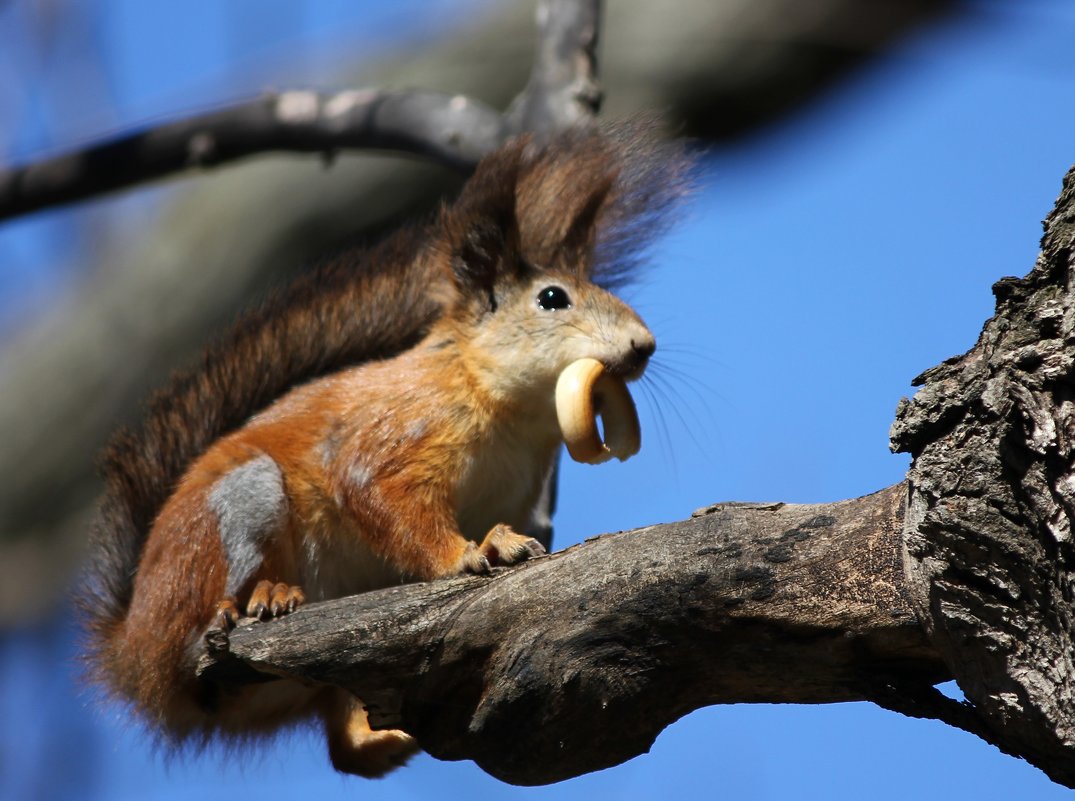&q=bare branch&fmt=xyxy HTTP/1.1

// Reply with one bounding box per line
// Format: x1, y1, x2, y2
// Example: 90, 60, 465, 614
0, 1, 607, 223
197, 483, 950, 785
506, 0, 603, 133
0, 89, 508, 221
